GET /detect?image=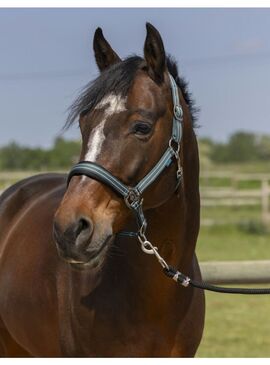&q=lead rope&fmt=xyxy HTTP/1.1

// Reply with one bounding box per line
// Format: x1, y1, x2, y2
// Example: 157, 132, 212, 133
133, 154, 270, 295
136, 228, 270, 294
